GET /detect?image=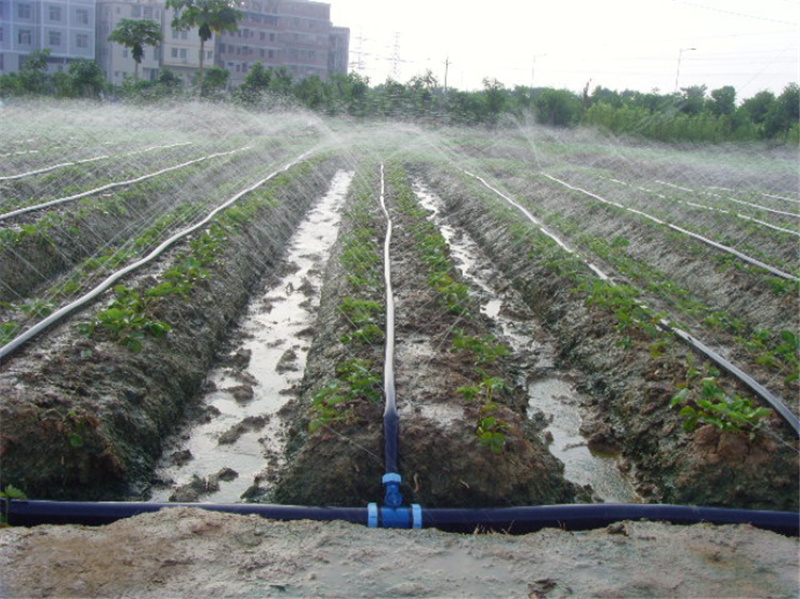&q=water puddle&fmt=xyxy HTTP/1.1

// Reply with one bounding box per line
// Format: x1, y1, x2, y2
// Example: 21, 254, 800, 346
413, 180, 637, 502
149, 170, 353, 503
527, 378, 637, 502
